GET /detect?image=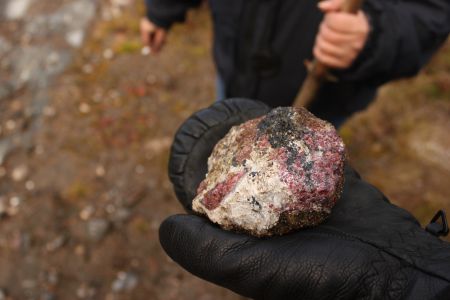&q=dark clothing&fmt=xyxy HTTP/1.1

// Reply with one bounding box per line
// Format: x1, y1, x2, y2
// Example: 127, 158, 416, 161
145, 0, 450, 123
